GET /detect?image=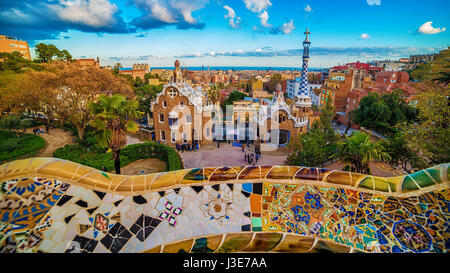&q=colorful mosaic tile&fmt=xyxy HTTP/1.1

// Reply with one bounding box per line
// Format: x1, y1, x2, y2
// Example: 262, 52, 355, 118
0, 159, 448, 253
